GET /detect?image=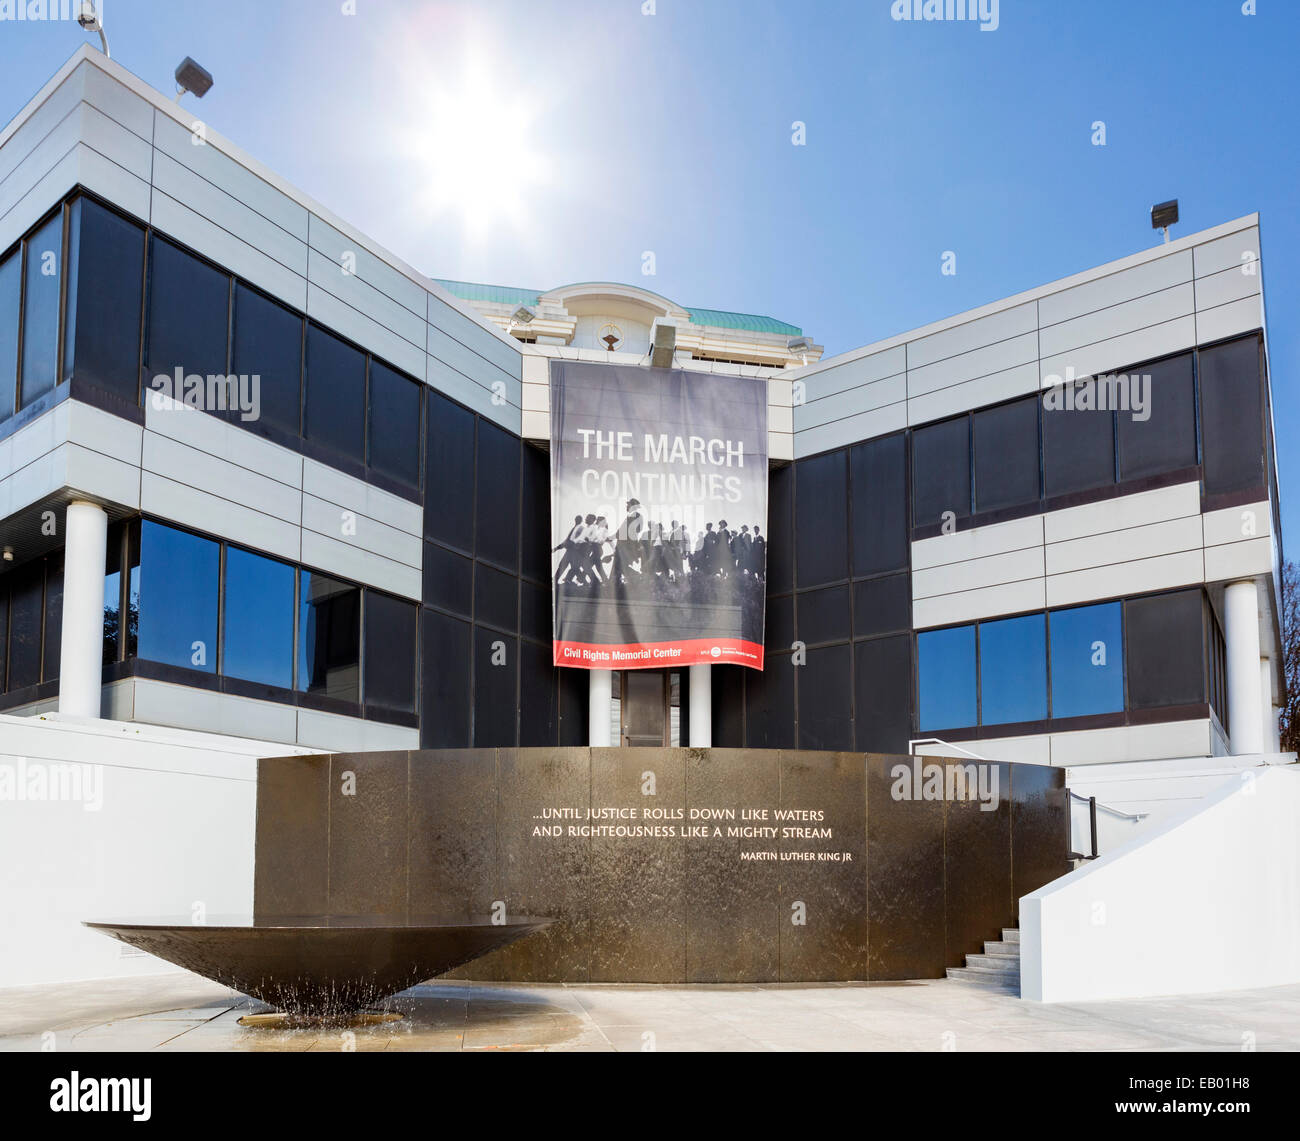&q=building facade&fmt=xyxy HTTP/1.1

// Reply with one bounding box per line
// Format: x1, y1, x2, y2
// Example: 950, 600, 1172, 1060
0, 47, 1283, 768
